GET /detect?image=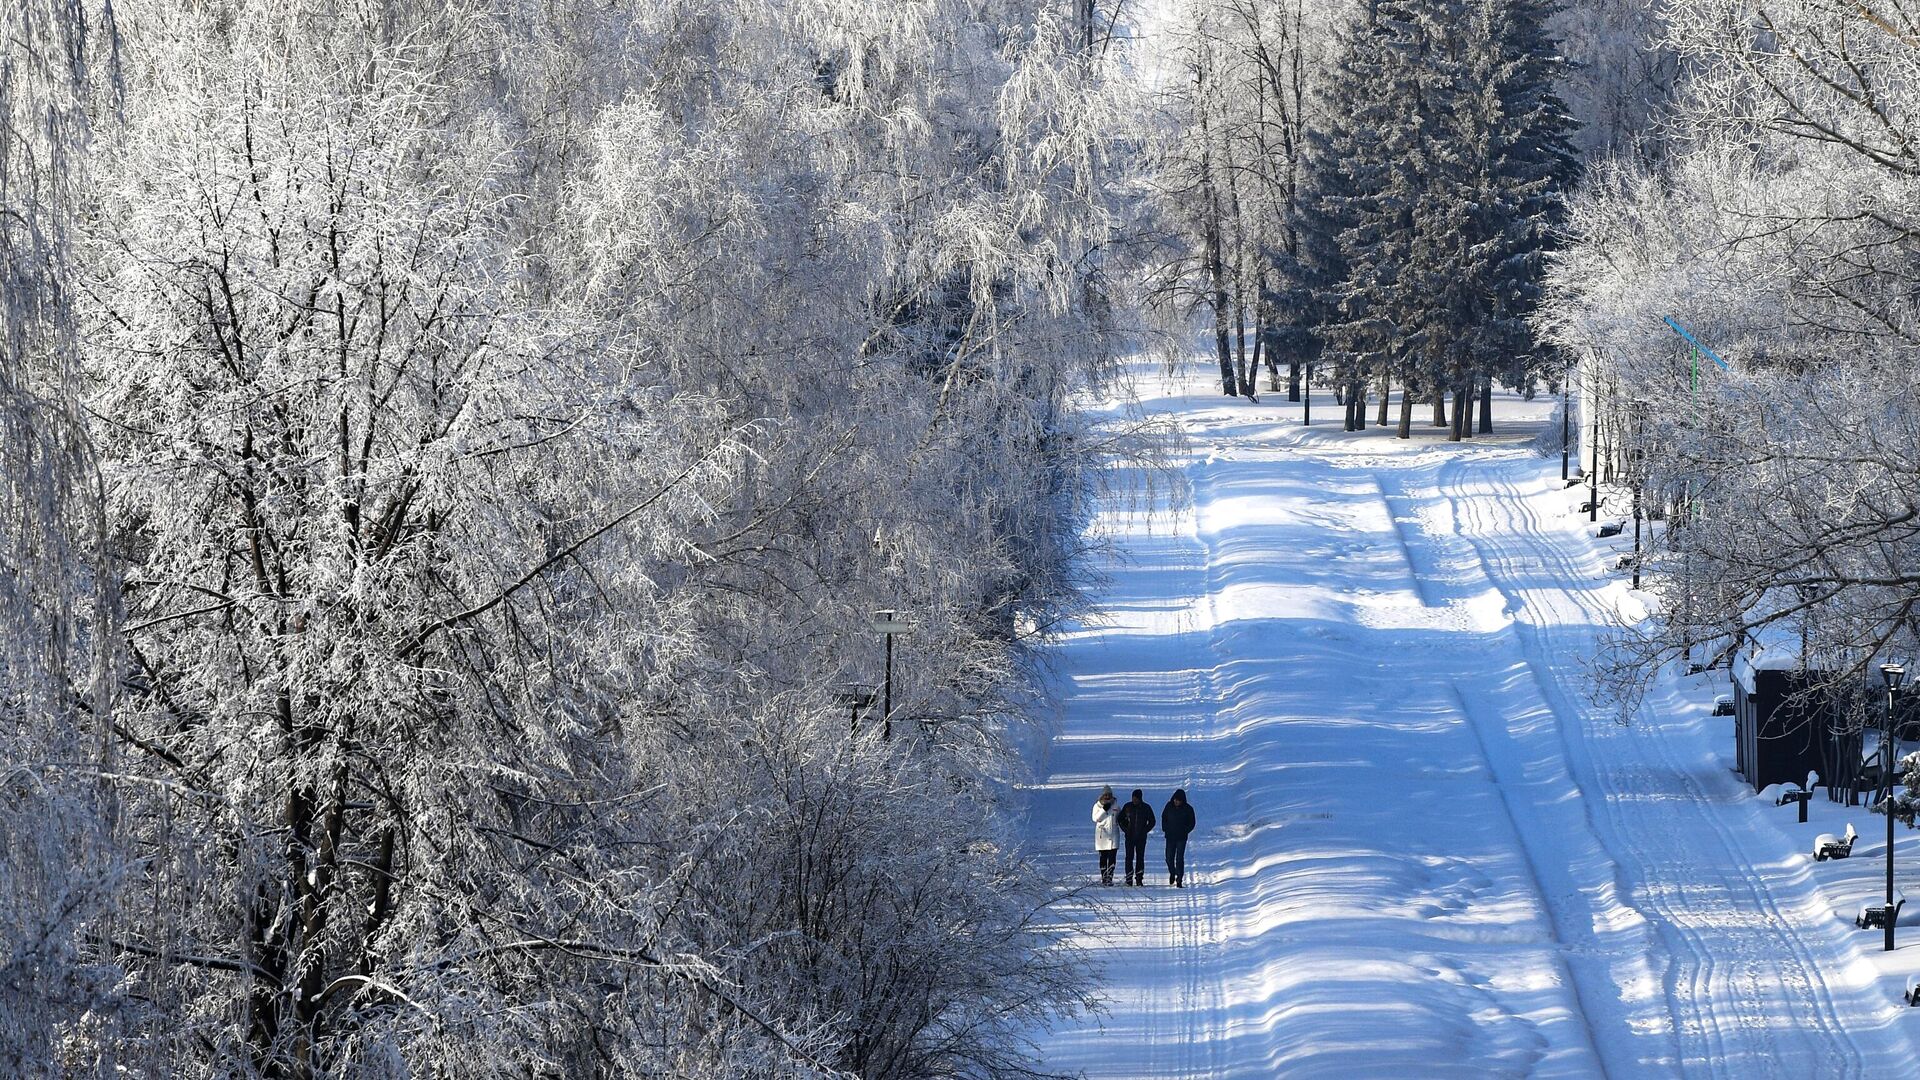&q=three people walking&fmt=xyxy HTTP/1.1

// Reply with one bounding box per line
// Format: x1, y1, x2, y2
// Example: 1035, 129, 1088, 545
1090, 784, 1196, 887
